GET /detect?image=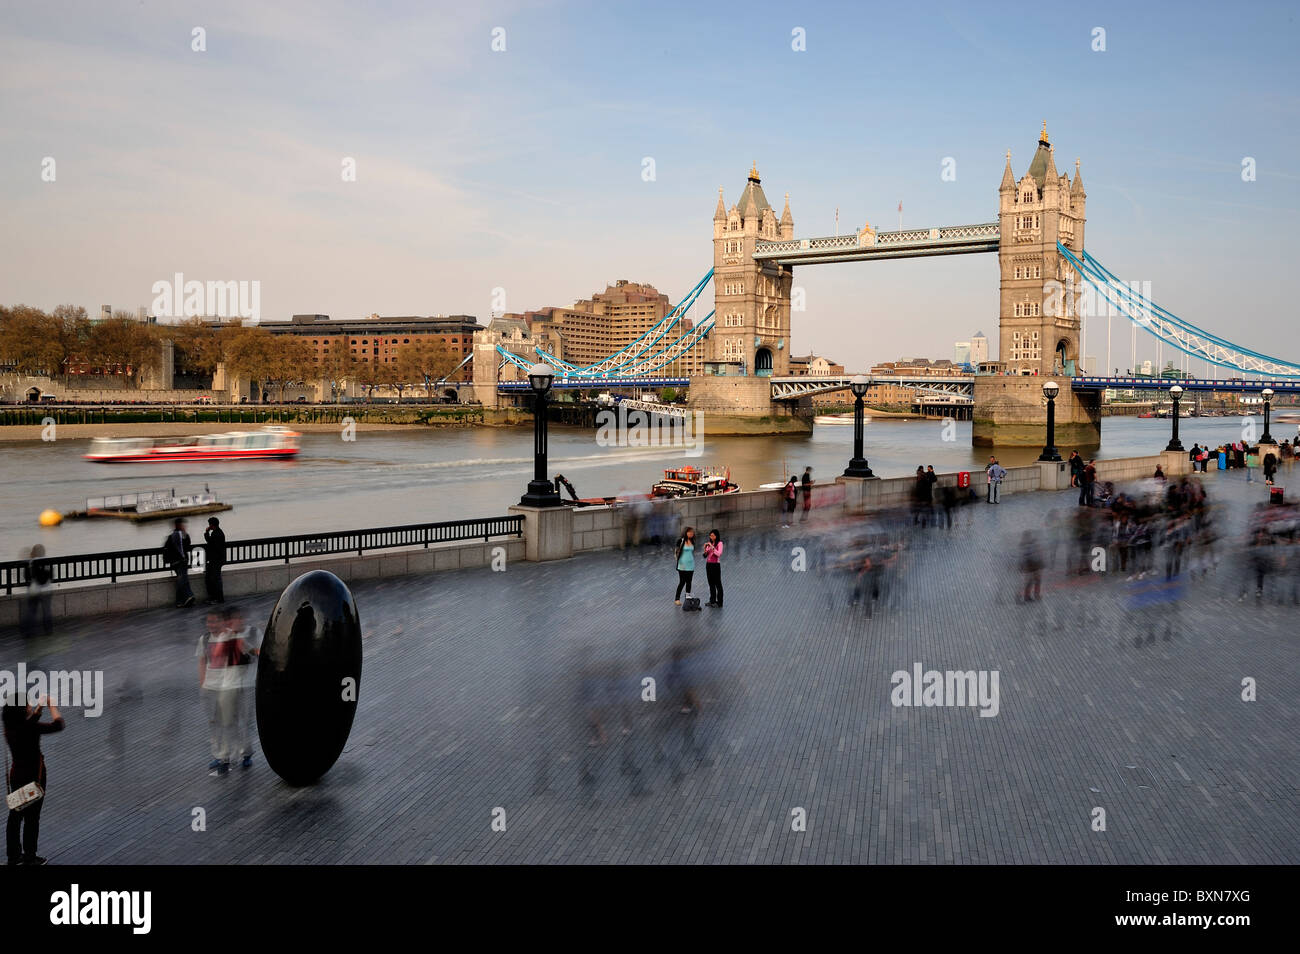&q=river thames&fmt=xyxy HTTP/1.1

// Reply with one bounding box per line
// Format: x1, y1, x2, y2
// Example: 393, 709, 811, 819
1, 414, 1289, 559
